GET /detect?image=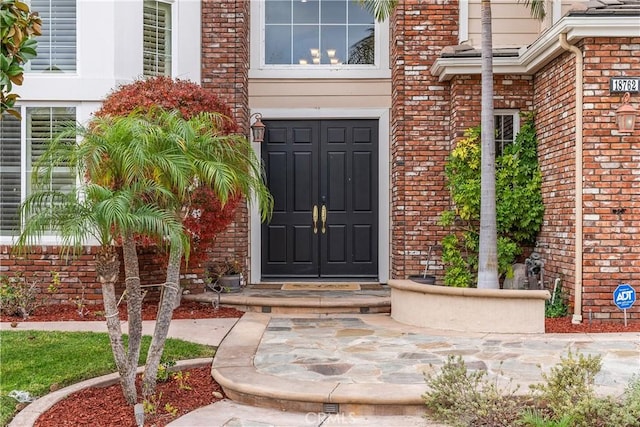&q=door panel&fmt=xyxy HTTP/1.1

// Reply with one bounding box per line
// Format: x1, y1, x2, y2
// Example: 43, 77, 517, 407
261, 119, 377, 279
